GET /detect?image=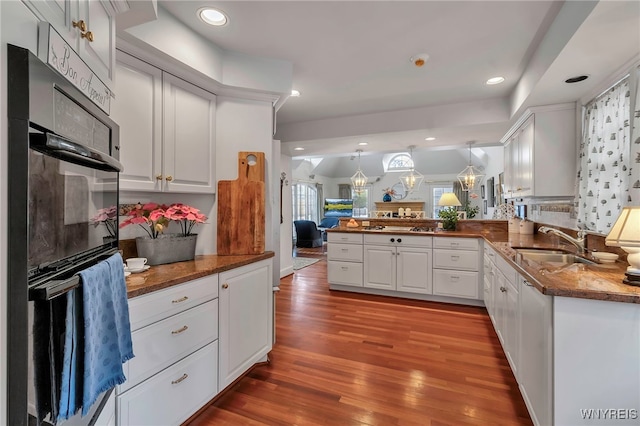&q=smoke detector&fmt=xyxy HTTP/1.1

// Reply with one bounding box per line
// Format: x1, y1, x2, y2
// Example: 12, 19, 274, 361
410, 53, 429, 67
